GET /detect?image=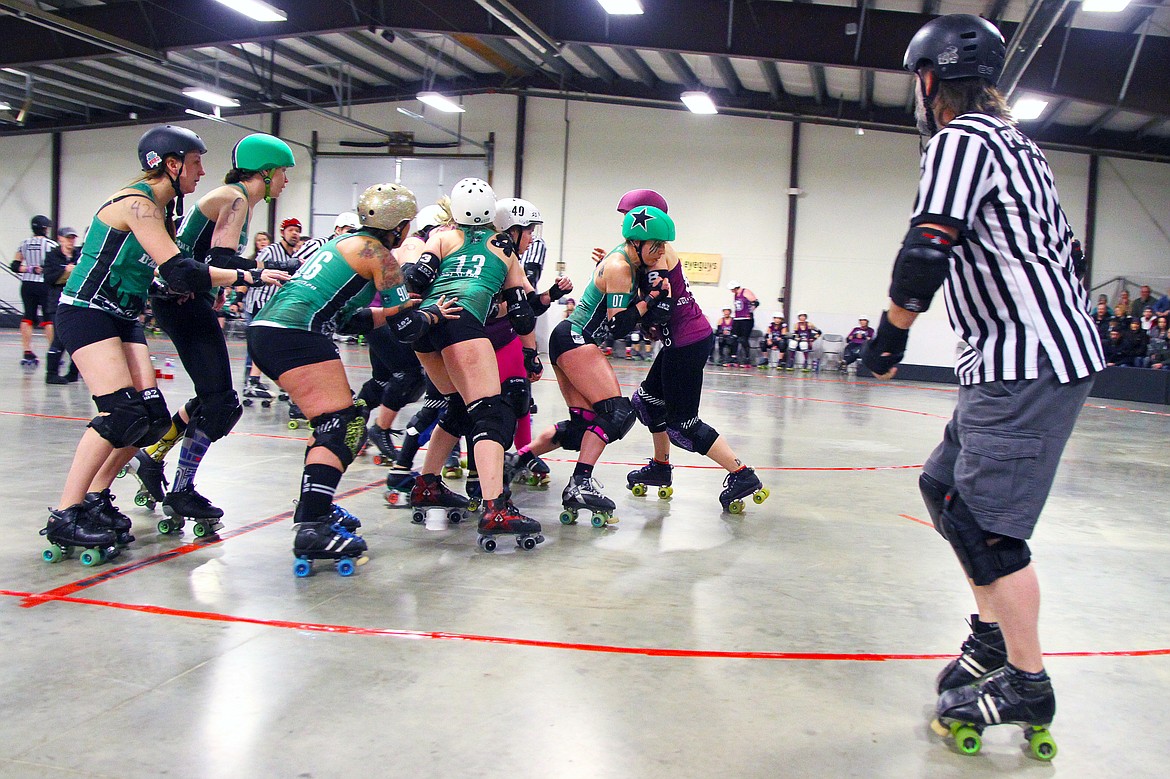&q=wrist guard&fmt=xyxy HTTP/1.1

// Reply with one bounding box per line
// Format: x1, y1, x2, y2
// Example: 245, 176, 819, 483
860, 311, 910, 375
